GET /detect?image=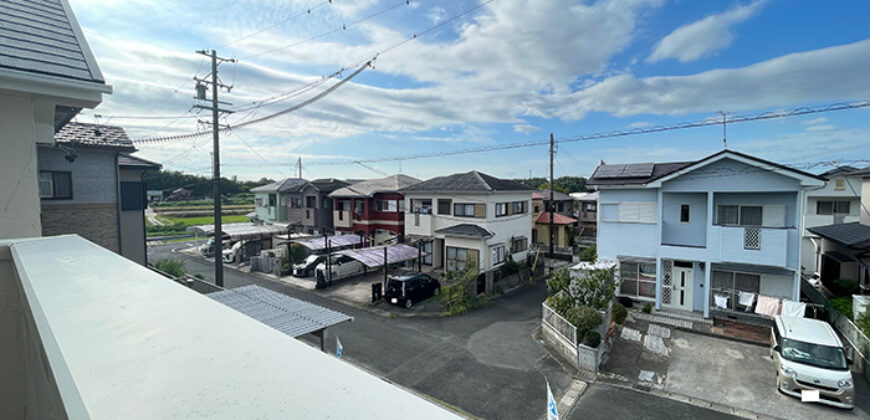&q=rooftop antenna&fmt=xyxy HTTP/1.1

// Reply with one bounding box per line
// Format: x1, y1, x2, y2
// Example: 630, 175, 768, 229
717, 111, 728, 149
